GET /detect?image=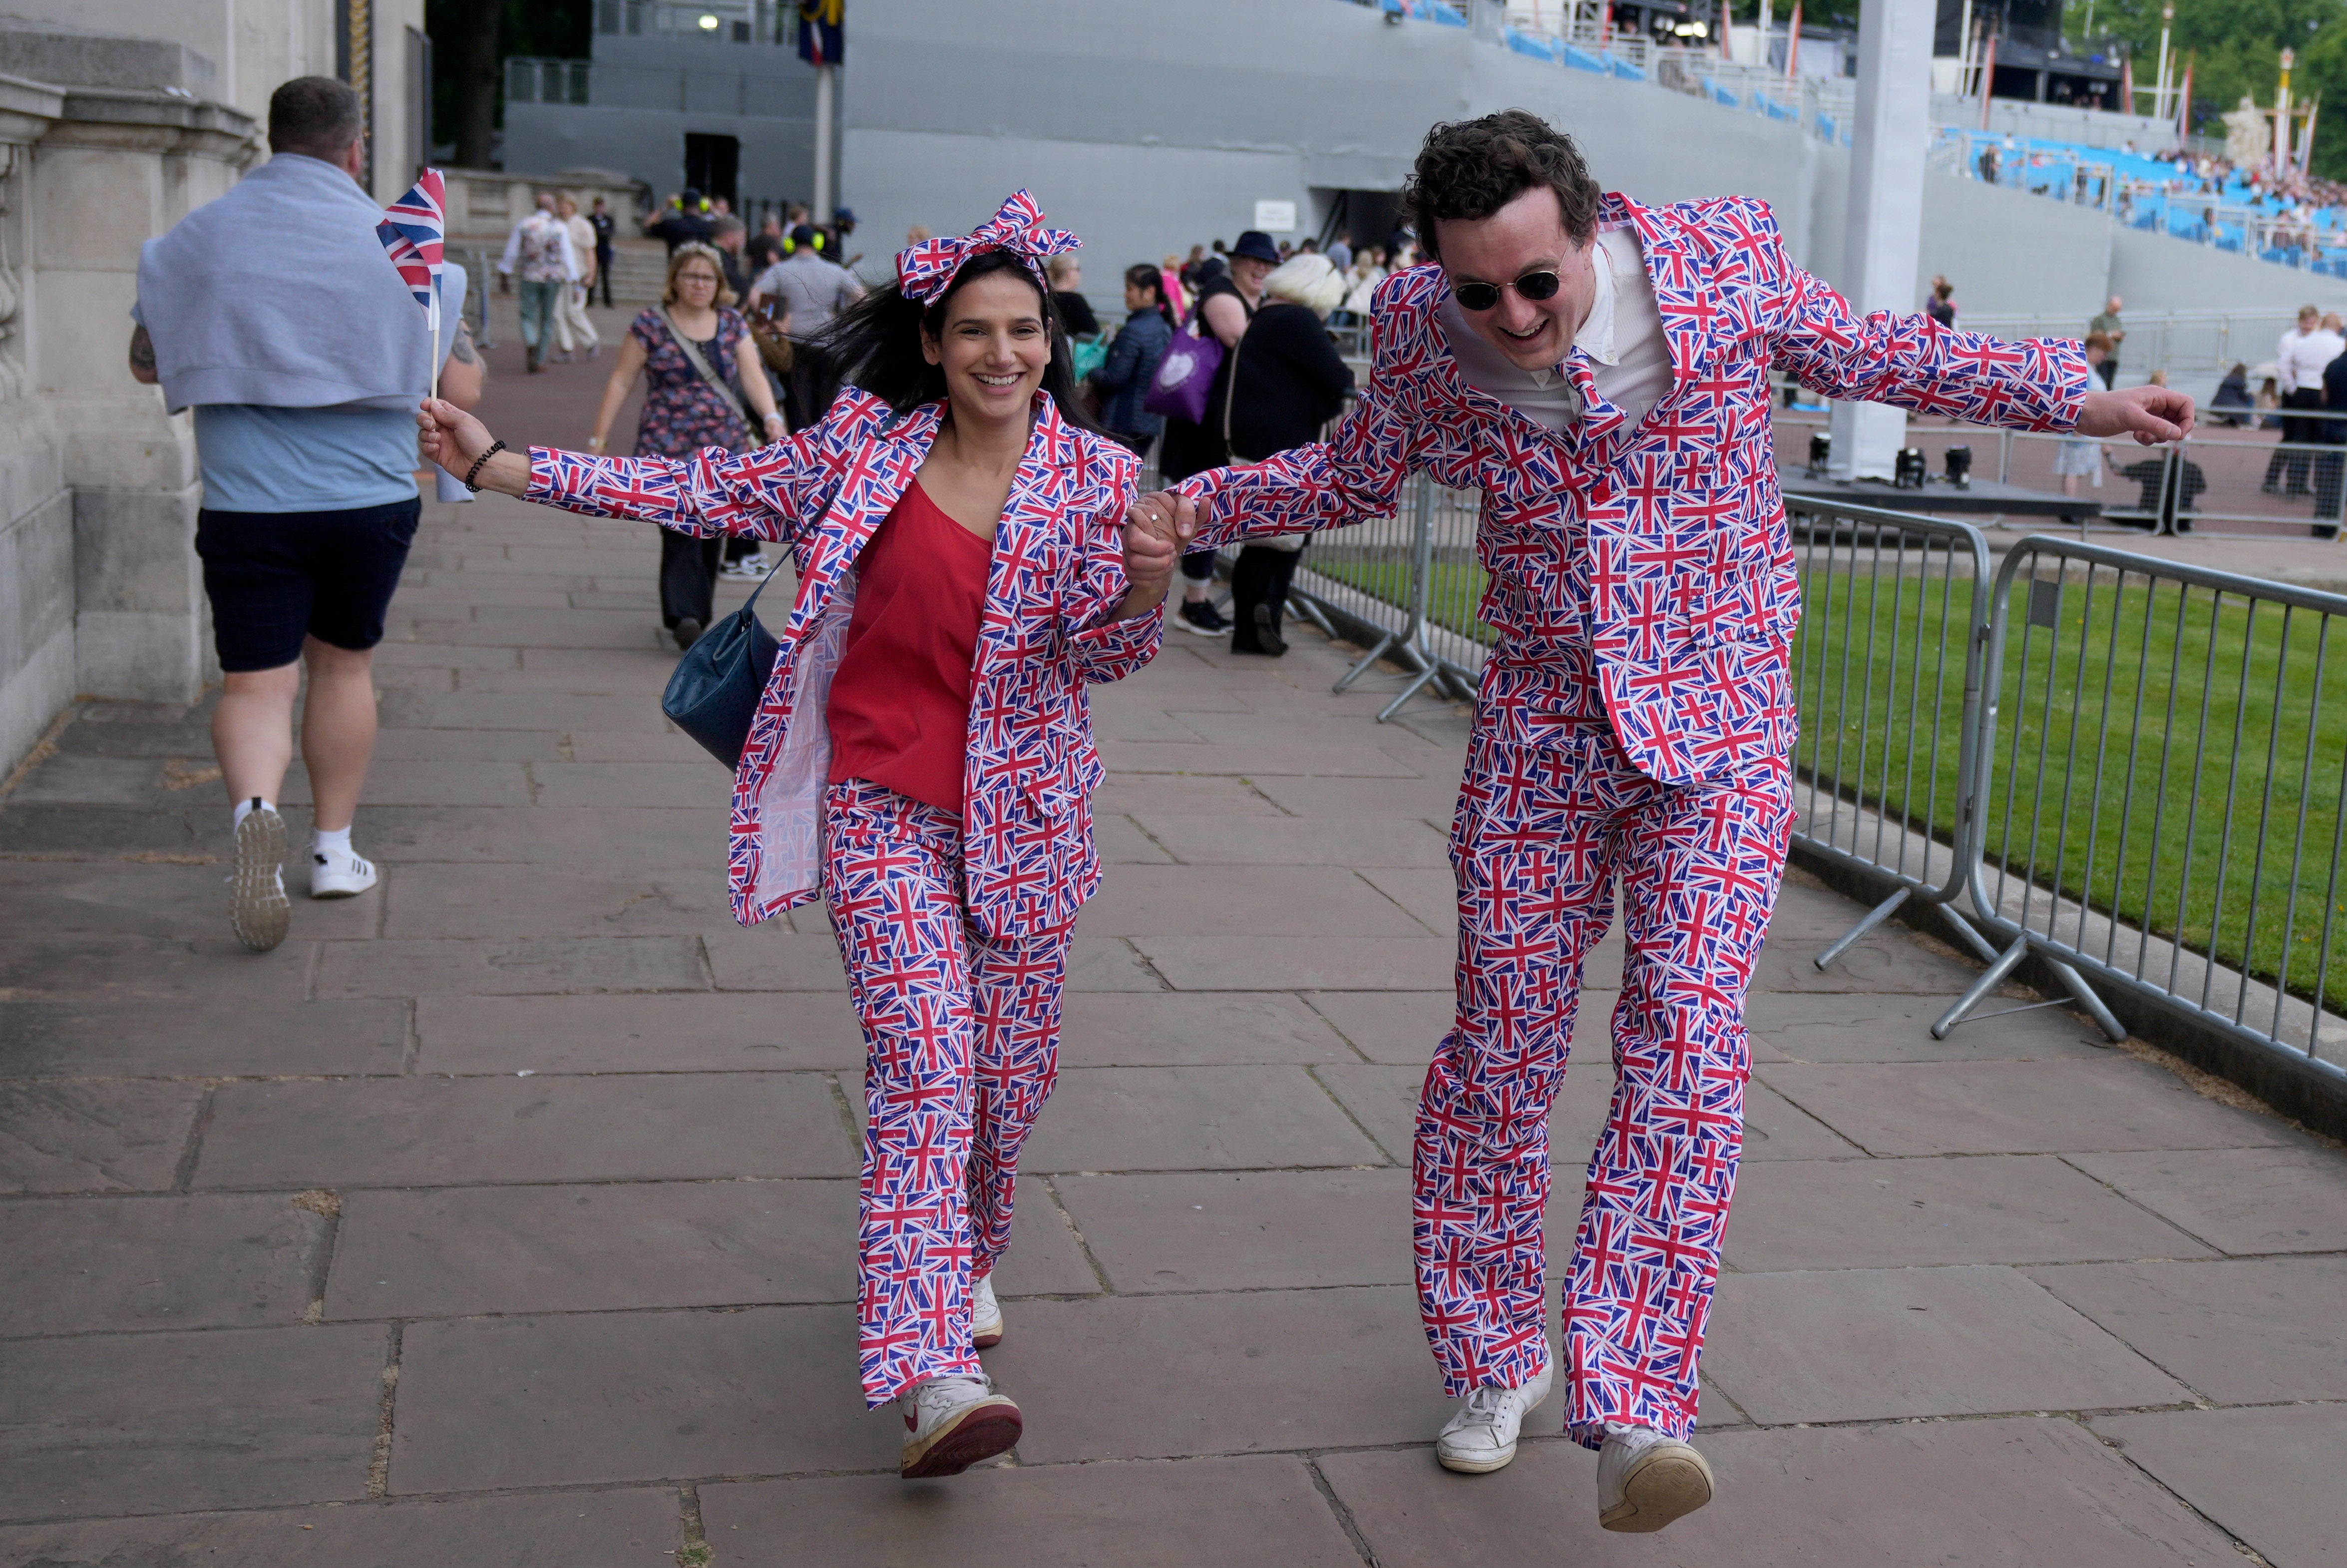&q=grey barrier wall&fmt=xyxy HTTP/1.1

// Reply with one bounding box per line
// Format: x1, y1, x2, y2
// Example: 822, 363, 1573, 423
1280, 483, 2347, 1135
